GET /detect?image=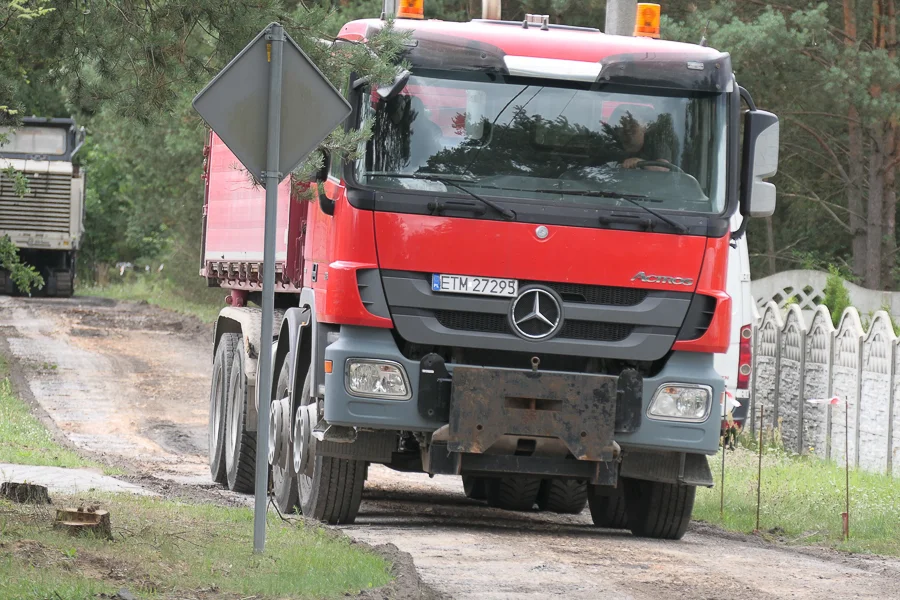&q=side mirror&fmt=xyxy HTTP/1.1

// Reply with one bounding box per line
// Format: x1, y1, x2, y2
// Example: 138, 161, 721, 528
72, 126, 87, 157
740, 110, 779, 218
317, 150, 336, 216
376, 69, 411, 102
